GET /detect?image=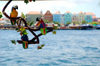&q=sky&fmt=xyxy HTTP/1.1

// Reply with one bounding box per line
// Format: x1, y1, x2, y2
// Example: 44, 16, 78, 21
0, 0, 100, 17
